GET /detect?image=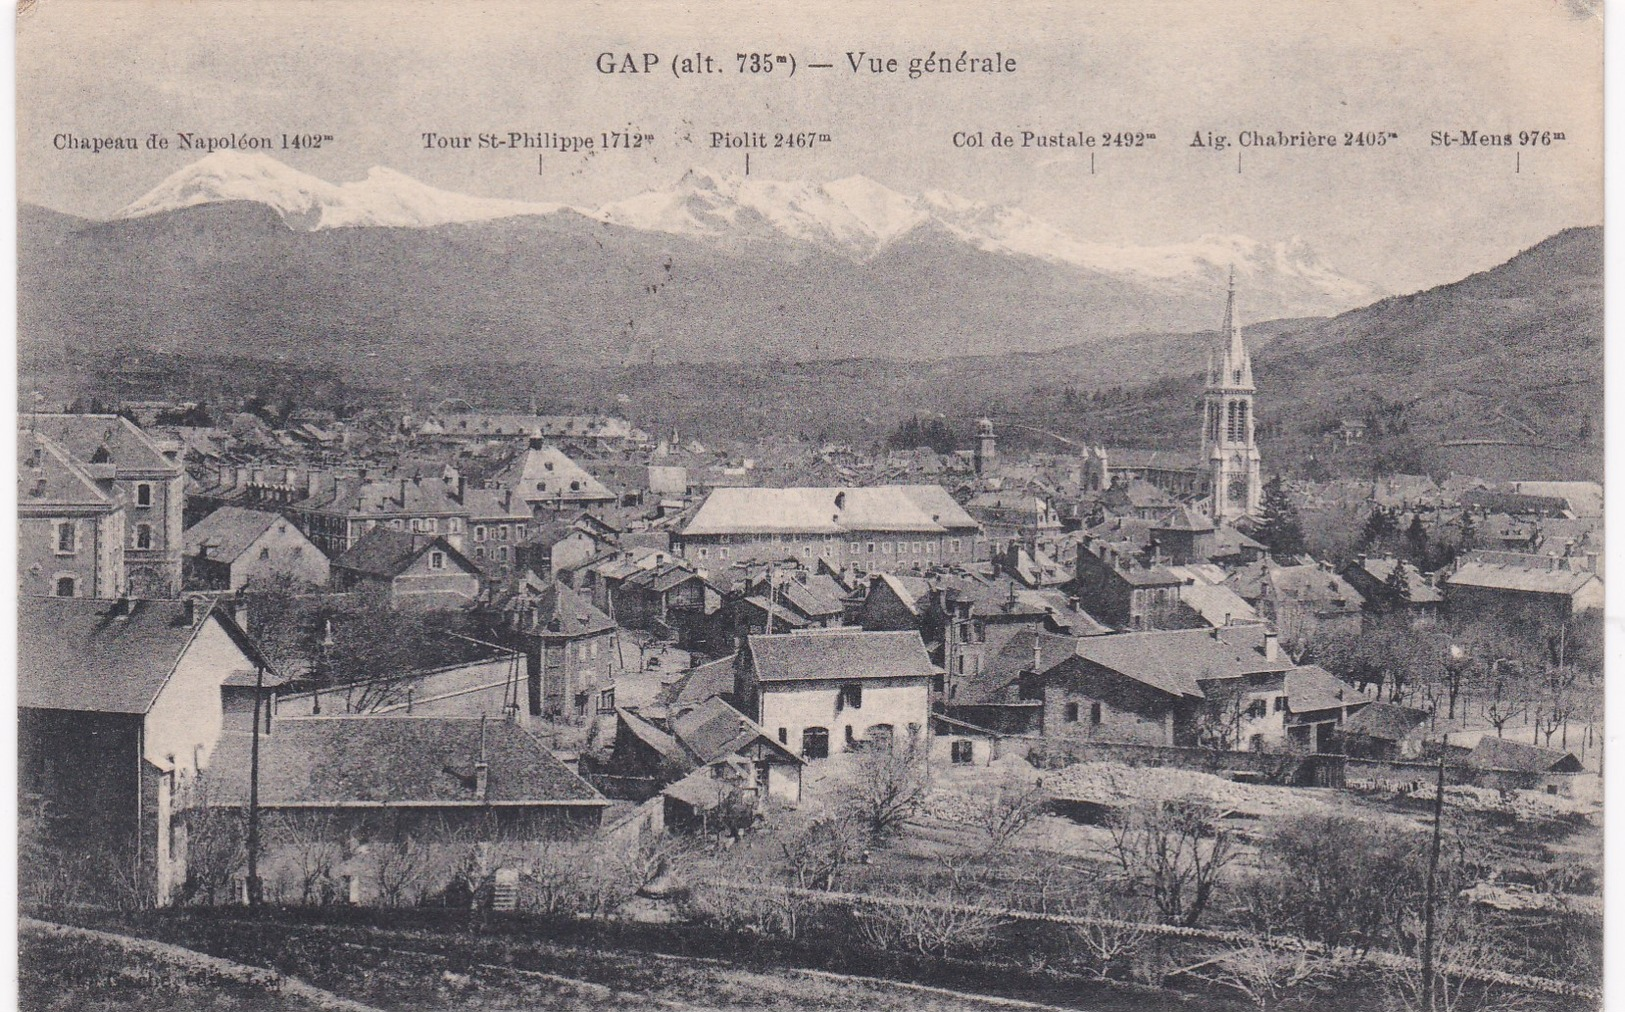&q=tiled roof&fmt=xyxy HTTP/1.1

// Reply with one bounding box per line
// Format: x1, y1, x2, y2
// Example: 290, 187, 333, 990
184, 506, 287, 563
524, 580, 616, 638
462, 486, 530, 521
682, 485, 978, 536
1445, 552, 1598, 597
25, 414, 179, 476
658, 656, 736, 708
18, 431, 118, 511
747, 629, 936, 683
1348, 557, 1444, 604
207, 716, 606, 806
672, 696, 799, 766
333, 529, 476, 579
496, 445, 615, 503
1071, 627, 1288, 699
1466, 735, 1583, 774
1341, 702, 1428, 742
19, 598, 256, 714
1504, 481, 1603, 518
1283, 664, 1371, 713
